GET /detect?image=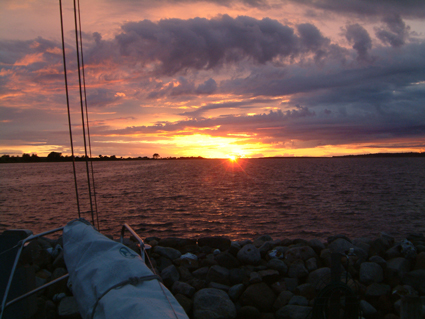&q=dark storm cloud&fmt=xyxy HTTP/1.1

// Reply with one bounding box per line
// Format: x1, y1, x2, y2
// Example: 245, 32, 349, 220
87, 15, 334, 75
107, 106, 316, 136
375, 14, 411, 47
344, 24, 373, 62
286, 0, 425, 19
220, 41, 425, 98
196, 78, 218, 94
86, 88, 125, 107
179, 98, 266, 118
